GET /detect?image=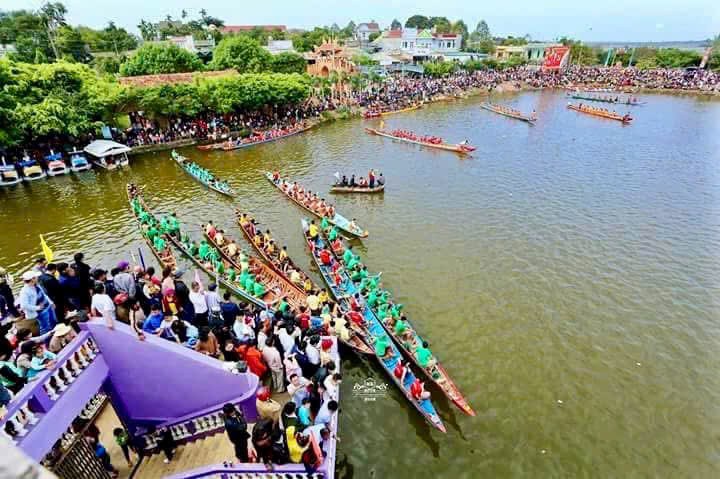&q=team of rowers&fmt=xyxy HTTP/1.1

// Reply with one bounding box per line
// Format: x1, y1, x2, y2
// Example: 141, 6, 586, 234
172, 151, 231, 192
222, 123, 305, 149
486, 104, 538, 120
389, 129, 447, 145
572, 94, 643, 104
236, 212, 317, 292
573, 103, 632, 121
335, 170, 385, 189
271, 172, 337, 219
304, 218, 448, 397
